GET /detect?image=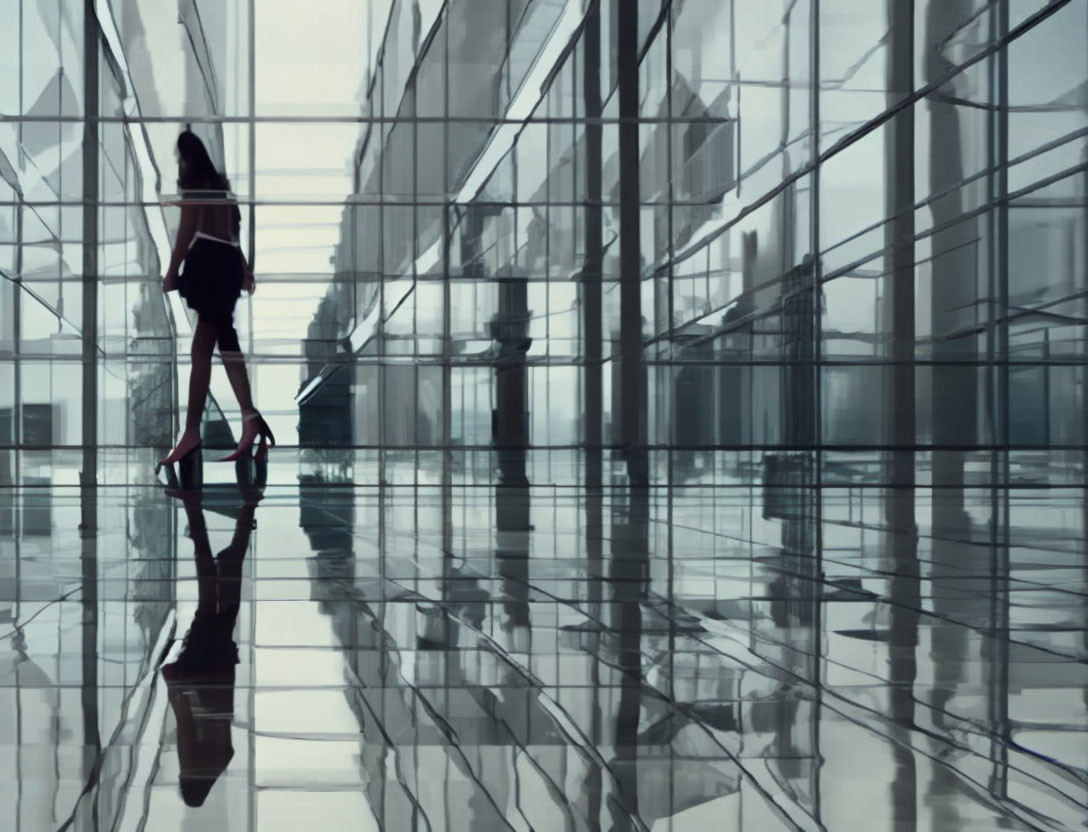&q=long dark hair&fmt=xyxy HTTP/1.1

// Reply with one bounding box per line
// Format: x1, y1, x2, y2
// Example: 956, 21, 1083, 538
177, 129, 230, 192
177, 128, 241, 235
